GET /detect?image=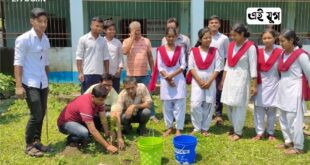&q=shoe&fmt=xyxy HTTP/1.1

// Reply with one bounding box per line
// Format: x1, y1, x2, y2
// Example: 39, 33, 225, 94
33, 140, 54, 152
